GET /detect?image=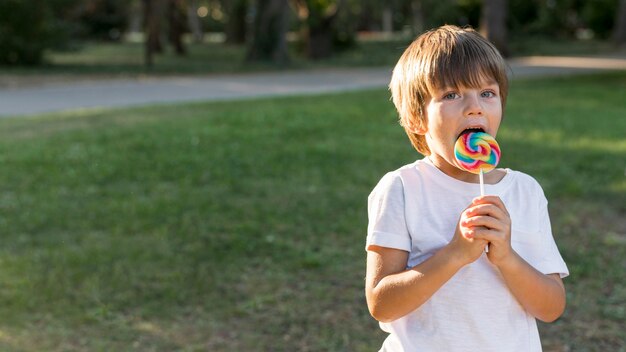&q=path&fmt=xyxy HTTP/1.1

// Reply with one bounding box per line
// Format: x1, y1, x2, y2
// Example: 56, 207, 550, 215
1, 55, 625, 117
